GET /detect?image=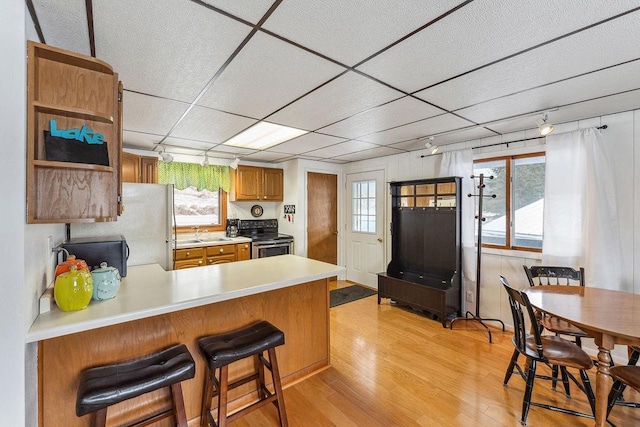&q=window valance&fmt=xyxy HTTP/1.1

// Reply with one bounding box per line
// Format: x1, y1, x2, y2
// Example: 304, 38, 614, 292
158, 161, 230, 192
